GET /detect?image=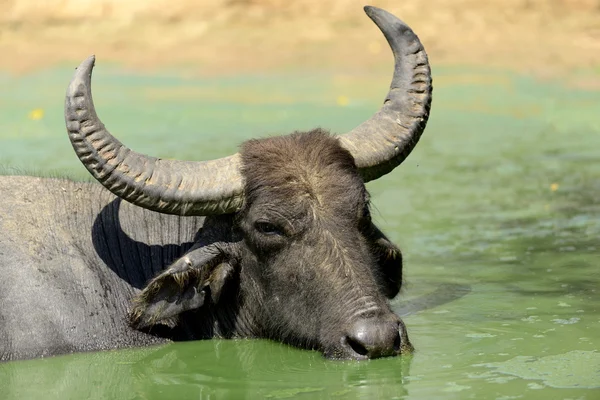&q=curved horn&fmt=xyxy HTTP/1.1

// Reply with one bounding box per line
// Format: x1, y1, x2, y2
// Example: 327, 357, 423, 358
64, 56, 244, 216
339, 6, 433, 182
